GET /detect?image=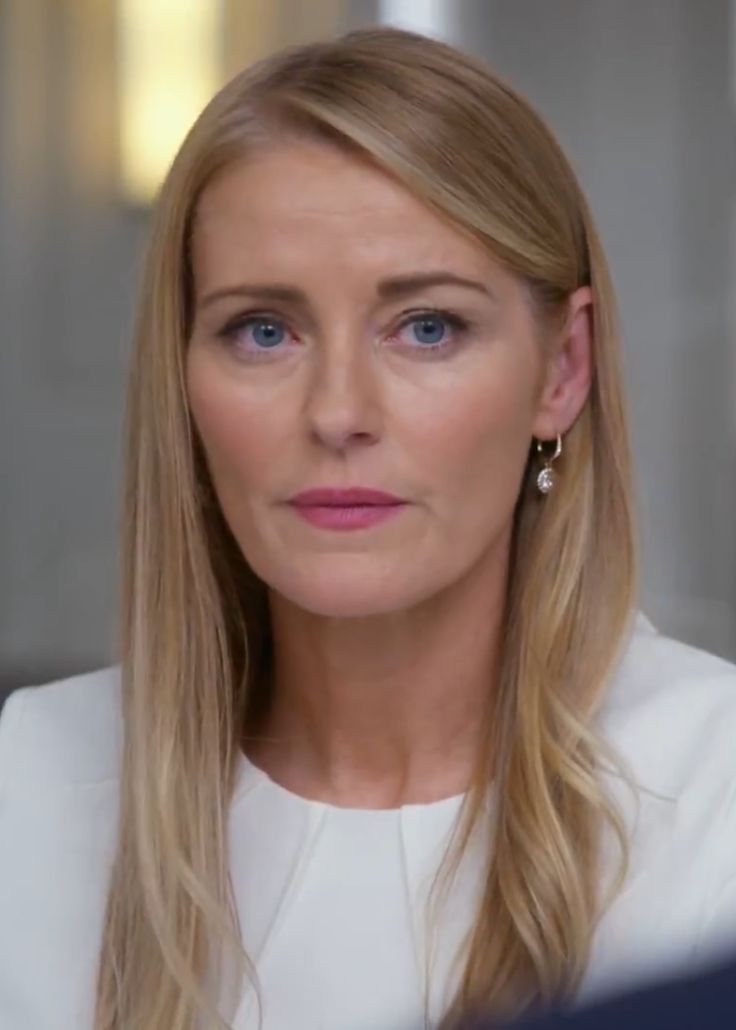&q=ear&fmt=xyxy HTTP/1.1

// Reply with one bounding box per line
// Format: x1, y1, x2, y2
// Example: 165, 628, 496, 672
531, 285, 594, 441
